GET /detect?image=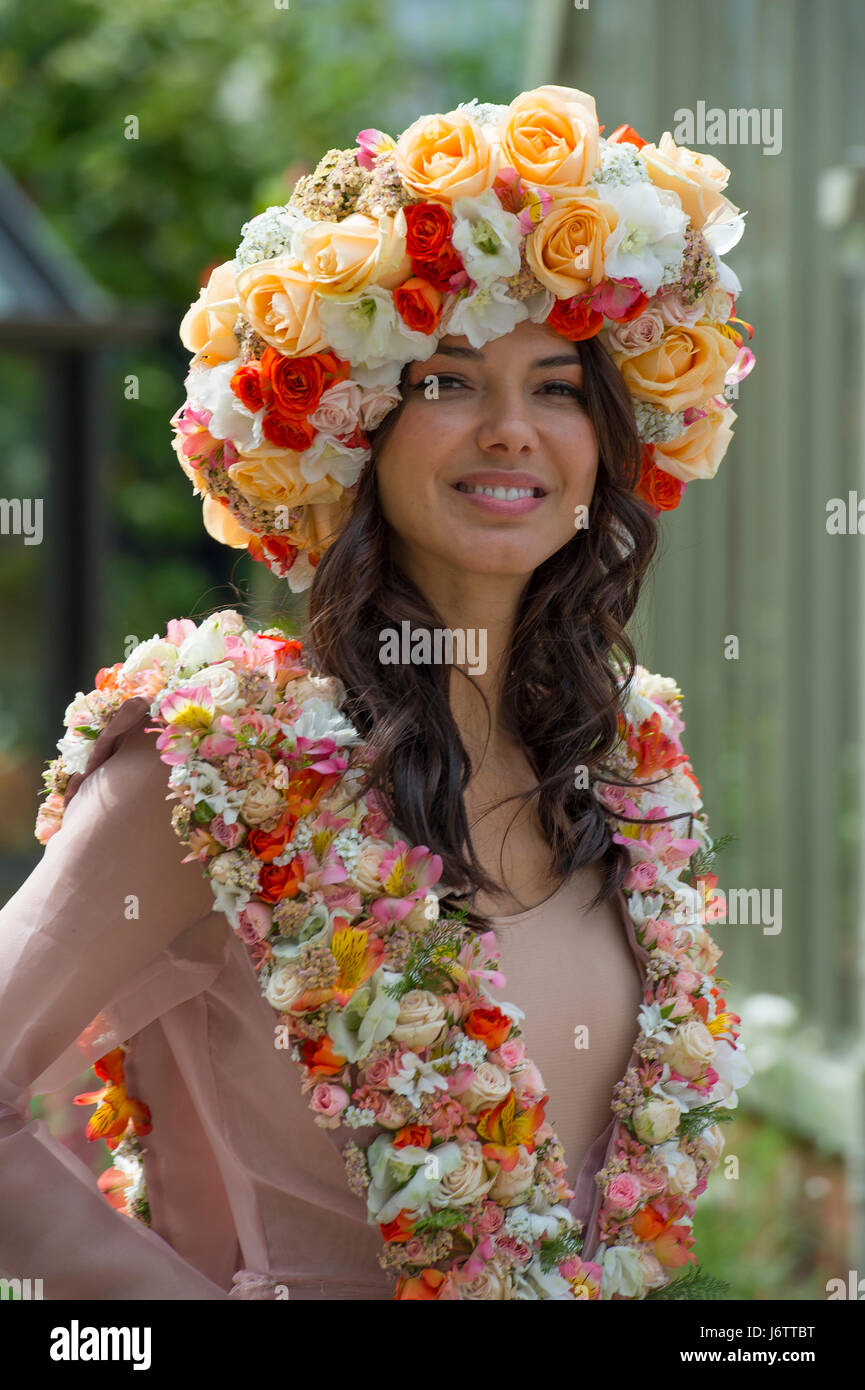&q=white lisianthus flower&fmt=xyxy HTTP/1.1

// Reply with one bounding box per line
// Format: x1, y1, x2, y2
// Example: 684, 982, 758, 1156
176, 618, 228, 671
298, 433, 369, 488
598, 1244, 651, 1300
184, 359, 264, 451
445, 278, 529, 350
56, 732, 93, 774
317, 286, 438, 375
638, 1000, 679, 1040
451, 189, 522, 289
119, 637, 180, 680
365, 1134, 463, 1226
292, 696, 360, 748
211, 877, 252, 920
601, 182, 689, 296
388, 1051, 450, 1106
